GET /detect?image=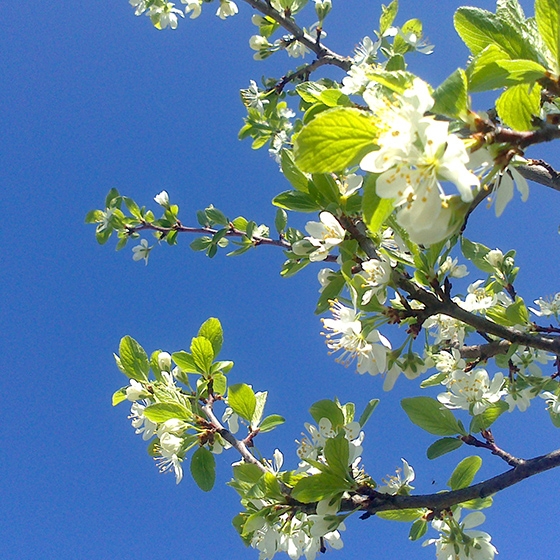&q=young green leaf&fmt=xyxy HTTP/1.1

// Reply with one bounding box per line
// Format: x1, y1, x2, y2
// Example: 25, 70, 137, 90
496, 82, 541, 130
112, 387, 127, 406
448, 456, 482, 490
190, 336, 215, 375
358, 398, 380, 428
536, 0, 560, 73
426, 437, 464, 459
432, 68, 469, 118
377, 509, 425, 522
379, 0, 399, 36
309, 399, 345, 428
118, 336, 150, 381
143, 402, 192, 423
272, 190, 322, 213
171, 351, 199, 373
294, 108, 378, 173
259, 414, 286, 433
409, 518, 428, 541
228, 383, 257, 422
323, 435, 350, 480
291, 472, 351, 503
190, 446, 216, 492
401, 397, 465, 436
362, 173, 395, 234
197, 317, 224, 357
